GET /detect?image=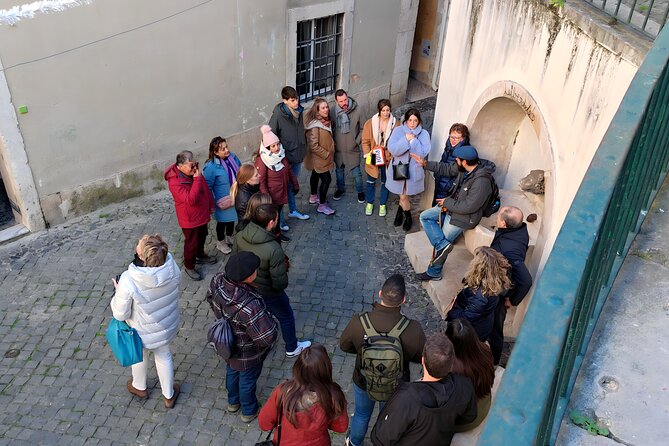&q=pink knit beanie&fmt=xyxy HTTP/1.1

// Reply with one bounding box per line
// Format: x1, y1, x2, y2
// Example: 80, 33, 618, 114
261, 125, 280, 147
